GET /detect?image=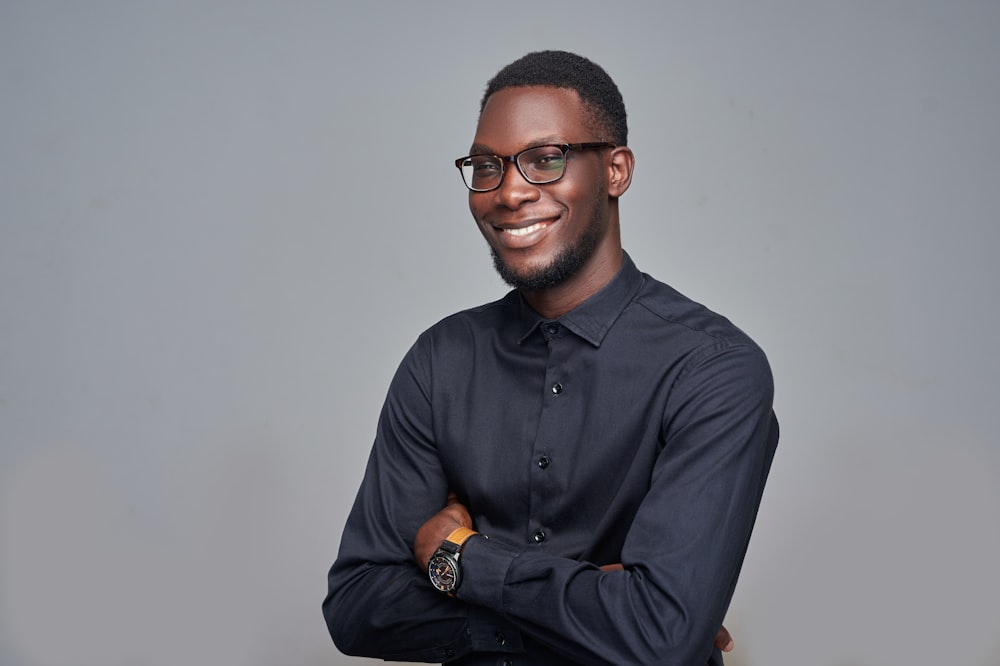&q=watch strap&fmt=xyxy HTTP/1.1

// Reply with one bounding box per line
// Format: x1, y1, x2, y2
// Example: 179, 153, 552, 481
440, 527, 478, 554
